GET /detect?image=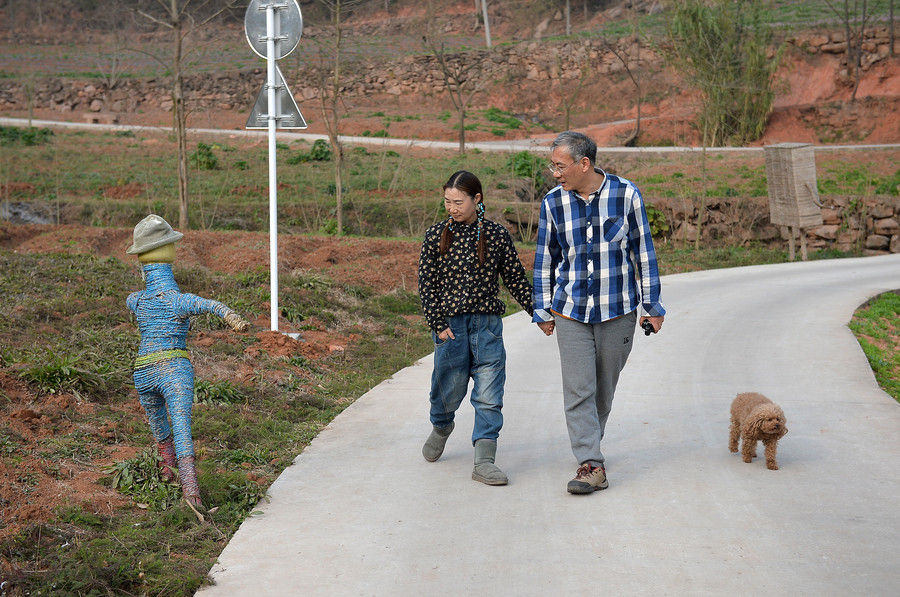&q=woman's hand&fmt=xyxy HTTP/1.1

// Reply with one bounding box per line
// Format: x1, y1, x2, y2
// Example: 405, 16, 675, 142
438, 328, 456, 341
536, 321, 555, 336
